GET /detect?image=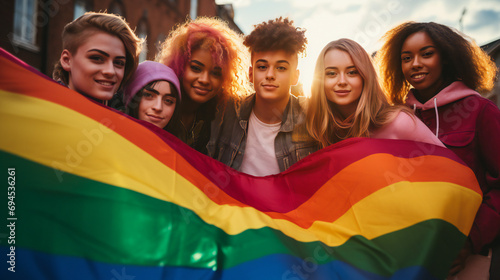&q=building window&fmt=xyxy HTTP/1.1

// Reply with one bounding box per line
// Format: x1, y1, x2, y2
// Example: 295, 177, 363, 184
137, 19, 148, 62
109, 0, 126, 17
190, 0, 198, 19
156, 33, 167, 53
73, 0, 92, 20
13, 0, 38, 50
